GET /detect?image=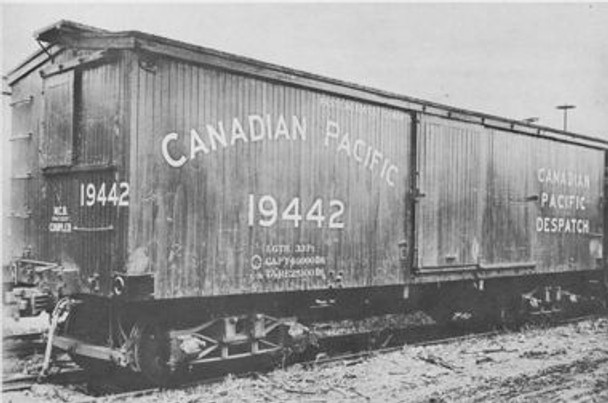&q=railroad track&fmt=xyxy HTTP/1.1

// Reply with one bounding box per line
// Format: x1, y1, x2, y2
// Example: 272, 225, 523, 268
3, 331, 46, 360
2, 368, 85, 393
310, 311, 607, 369
3, 331, 45, 342
4, 312, 605, 401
